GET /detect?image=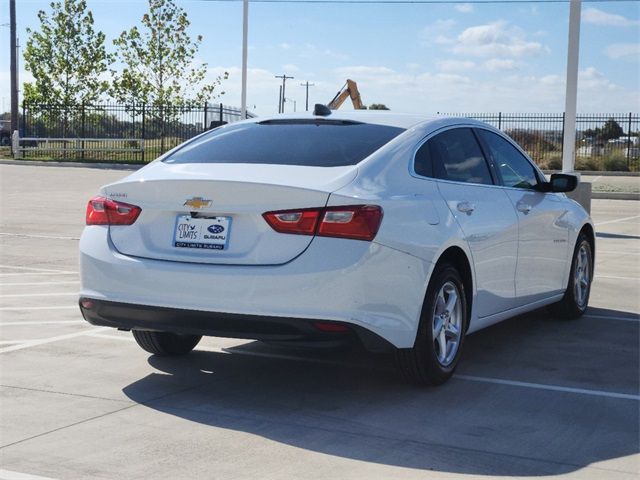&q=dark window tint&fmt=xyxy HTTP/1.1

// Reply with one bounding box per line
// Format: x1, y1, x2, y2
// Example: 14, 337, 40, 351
429, 128, 493, 185
477, 129, 539, 189
164, 120, 405, 167
414, 141, 433, 178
